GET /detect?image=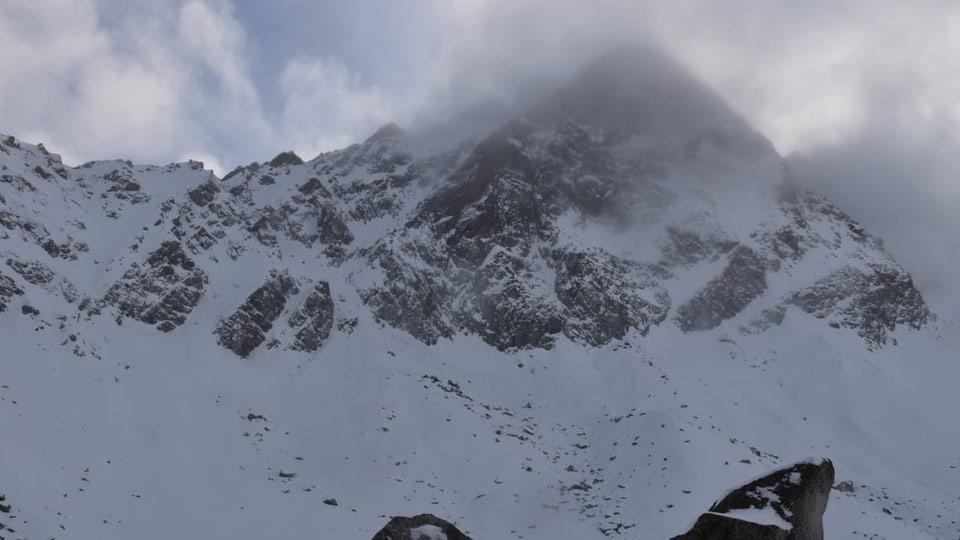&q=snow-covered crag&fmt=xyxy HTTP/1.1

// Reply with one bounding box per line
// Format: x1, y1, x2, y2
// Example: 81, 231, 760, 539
0, 48, 930, 357
0, 46, 954, 540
